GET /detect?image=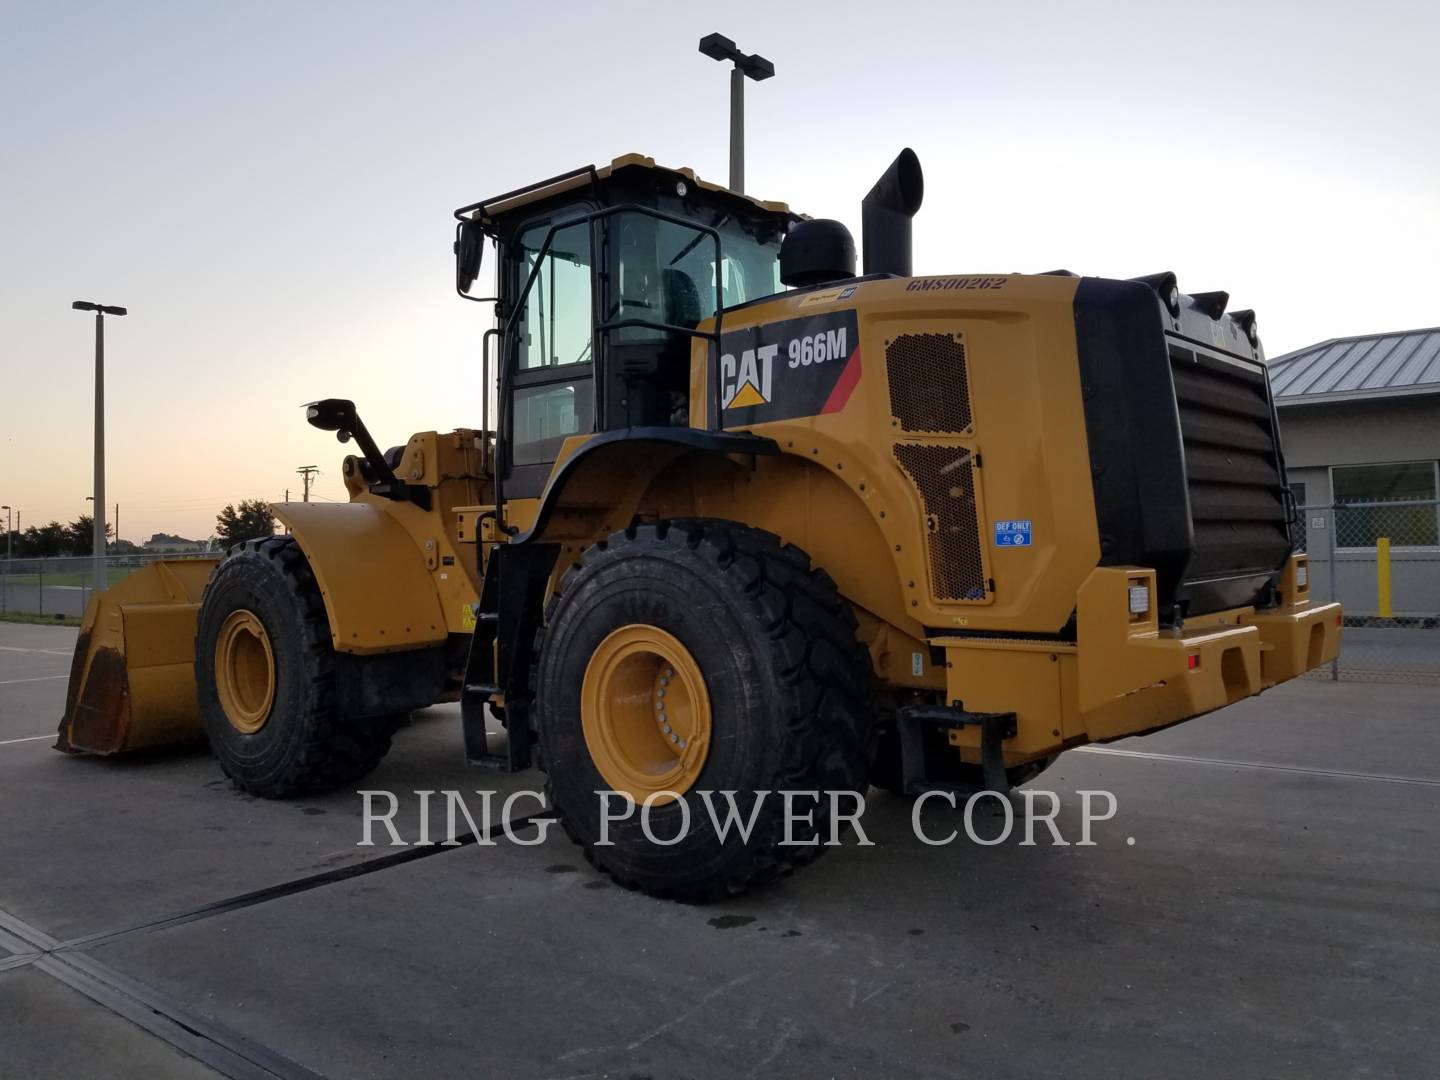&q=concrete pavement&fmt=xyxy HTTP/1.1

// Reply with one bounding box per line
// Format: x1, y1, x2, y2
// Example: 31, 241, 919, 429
1, 621, 1436, 1078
